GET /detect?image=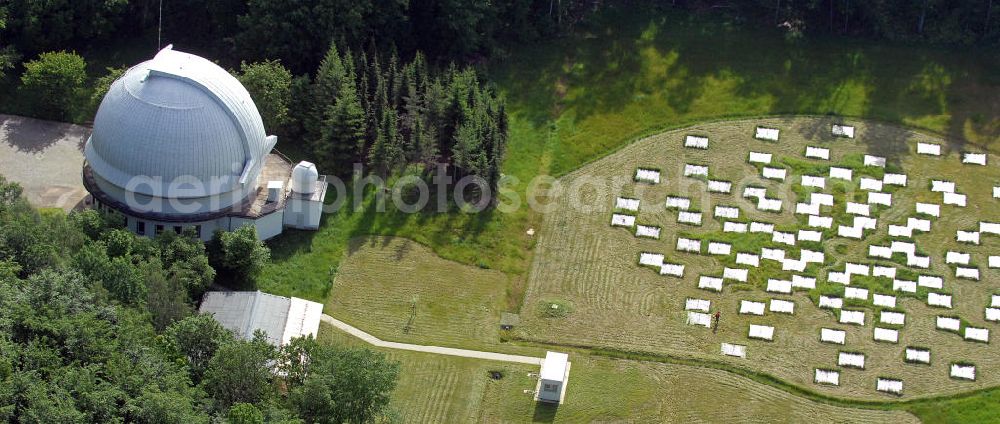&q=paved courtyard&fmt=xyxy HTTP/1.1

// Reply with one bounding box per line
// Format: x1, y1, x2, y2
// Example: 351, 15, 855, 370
0, 114, 89, 210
